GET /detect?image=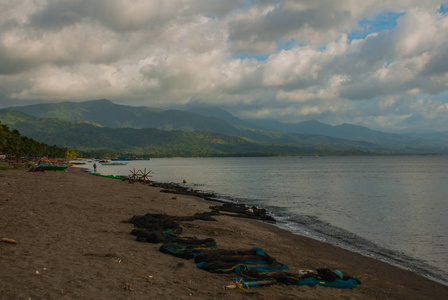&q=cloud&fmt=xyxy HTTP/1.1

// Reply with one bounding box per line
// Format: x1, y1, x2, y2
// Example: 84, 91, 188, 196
0, 0, 447, 132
